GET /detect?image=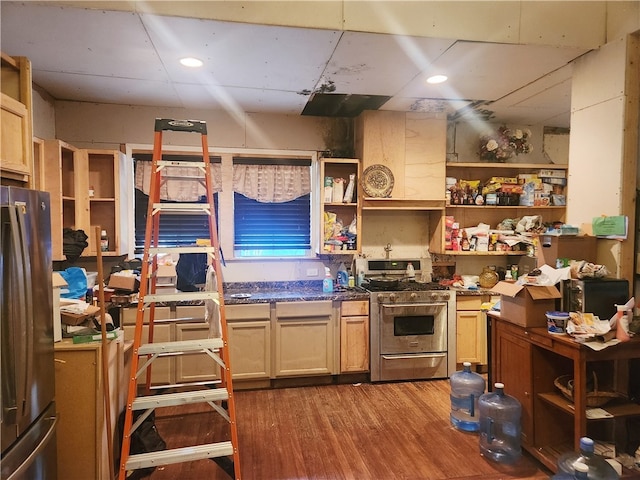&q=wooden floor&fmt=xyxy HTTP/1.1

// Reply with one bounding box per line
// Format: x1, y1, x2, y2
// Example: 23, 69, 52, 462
143, 379, 553, 480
